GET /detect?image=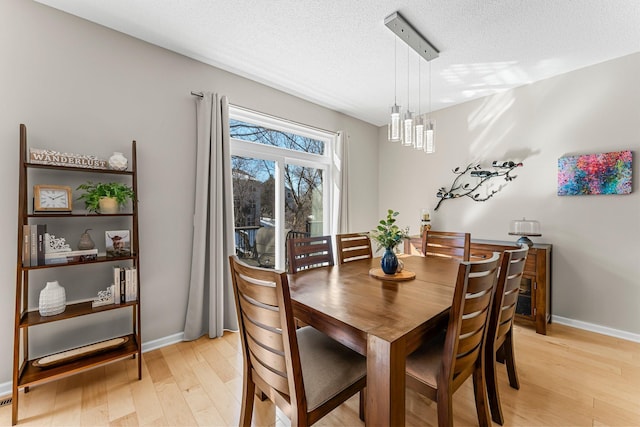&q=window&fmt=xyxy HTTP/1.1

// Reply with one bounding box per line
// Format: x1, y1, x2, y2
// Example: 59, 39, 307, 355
229, 106, 335, 270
